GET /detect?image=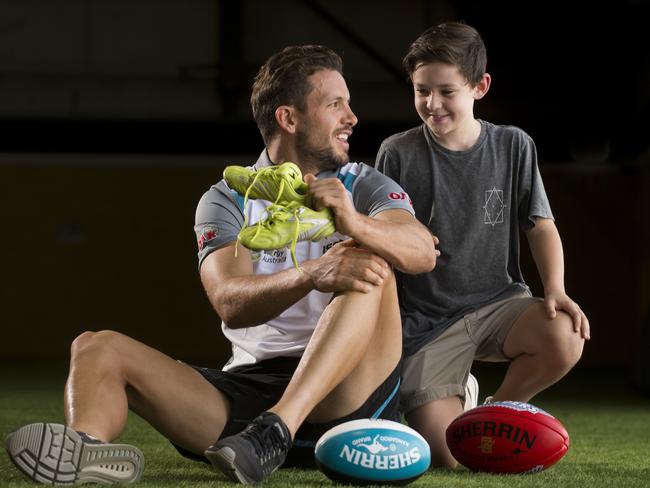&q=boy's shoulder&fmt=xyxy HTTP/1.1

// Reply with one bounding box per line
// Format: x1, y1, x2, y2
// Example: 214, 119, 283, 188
483, 120, 533, 146
380, 122, 533, 151
380, 124, 426, 150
